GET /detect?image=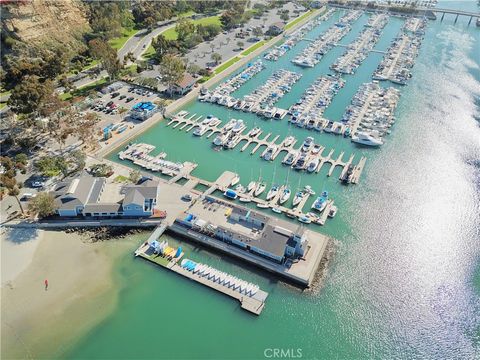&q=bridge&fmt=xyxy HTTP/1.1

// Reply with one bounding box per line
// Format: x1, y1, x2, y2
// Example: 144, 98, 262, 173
423, 7, 480, 25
